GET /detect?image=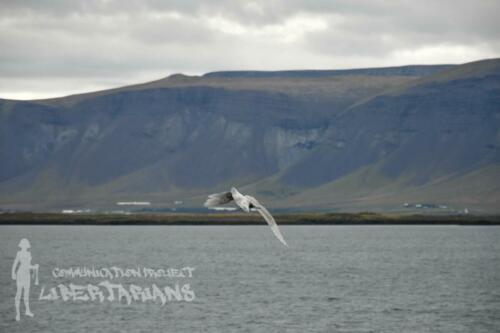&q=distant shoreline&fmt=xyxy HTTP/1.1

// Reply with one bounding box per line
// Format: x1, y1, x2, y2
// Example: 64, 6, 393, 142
0, 212, 499, 225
